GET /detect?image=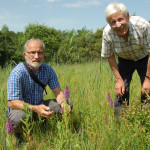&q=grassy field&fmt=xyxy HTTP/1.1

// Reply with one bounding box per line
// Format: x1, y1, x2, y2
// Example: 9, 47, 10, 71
0, 62, 150, 150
